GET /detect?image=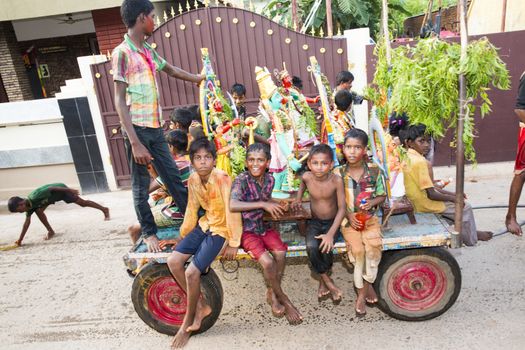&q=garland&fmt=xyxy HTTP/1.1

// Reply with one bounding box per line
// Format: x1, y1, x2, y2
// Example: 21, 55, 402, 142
366, 36, 510, 161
